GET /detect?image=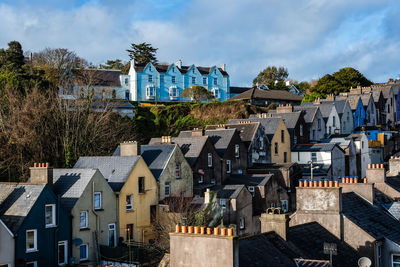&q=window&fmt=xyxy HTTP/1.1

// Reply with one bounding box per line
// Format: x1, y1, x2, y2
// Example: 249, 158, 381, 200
148, 74, 153, 82
208, 153, 213, 167
27, 262, 37, 267
329, 126, 332, 135
281, 130, 284, 143
58, 241, 68, 265
239, 218, 245, 229
318, 119, 321, 130
248, 186, 255, 196
45, 204, 56, 227
169, 87, 179, 98
203, 77, 207, 85
214, 69, 217, 74
260, 137, 264, 149
146, 86, 155, 97
172, 76, 176, 83
160, 74, 164, 83
151, 205, 157, 224
125, 78, 129, 85
362, 141, 364, 149
274, 142, 278, 155
165, 182, 171, 197
211, 179, 216, 184
172, 67, 175, 73
138, 177, 145, 193
80, 211, 88, 229
333, 116, 336, 127
199, 174, 204, 184
281, 200, 288, 212
311, 152, 317, 162
300, 124, 303, 136
175, 164, 181, 178
108, 224, 116, 248
126, 224, 133, 241
125, 91, 130, 100
235, 144, 240, 158
192, 68, 195, 73
94, 192, 102, 210
192, 77, 196, 84
226, 160, 231, 173
79, 244, 88, 261
294, 136, 297, 144
213, 88, 220, 98
213, 78, 217, 86
393, 254, 400, 267
26, 229, 37, 252
284, 152, 287, 163
149, 65, 152, 71
126, 195, 133, 210
220, 199, 226, 207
